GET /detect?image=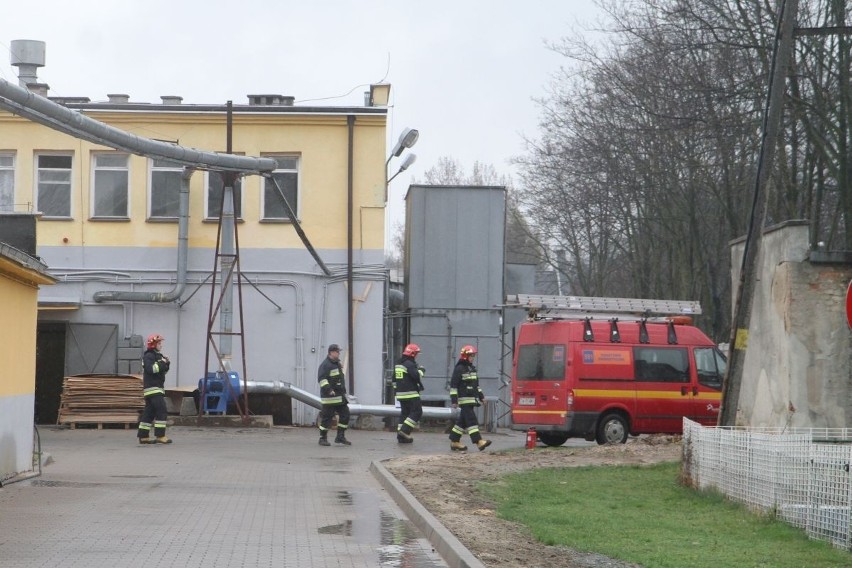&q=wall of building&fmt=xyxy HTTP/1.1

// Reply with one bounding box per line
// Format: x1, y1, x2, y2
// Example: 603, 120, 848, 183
731, 221, 852, 428
0, 103, 388, 425
0, 257, 49, 480
403, 185, 506, 404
